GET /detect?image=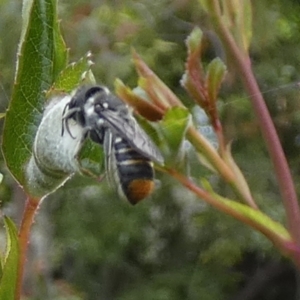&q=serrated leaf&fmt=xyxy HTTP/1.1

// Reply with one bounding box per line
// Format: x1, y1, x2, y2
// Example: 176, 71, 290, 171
186, 27, 203, 54
2, 0, 68, 186
0, 217, 19, 300
182, 28, 207, 108
50, 52, 95, 94
52, 19, 68, 80
160, 107, 190, 161
206, 58, 226, 103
